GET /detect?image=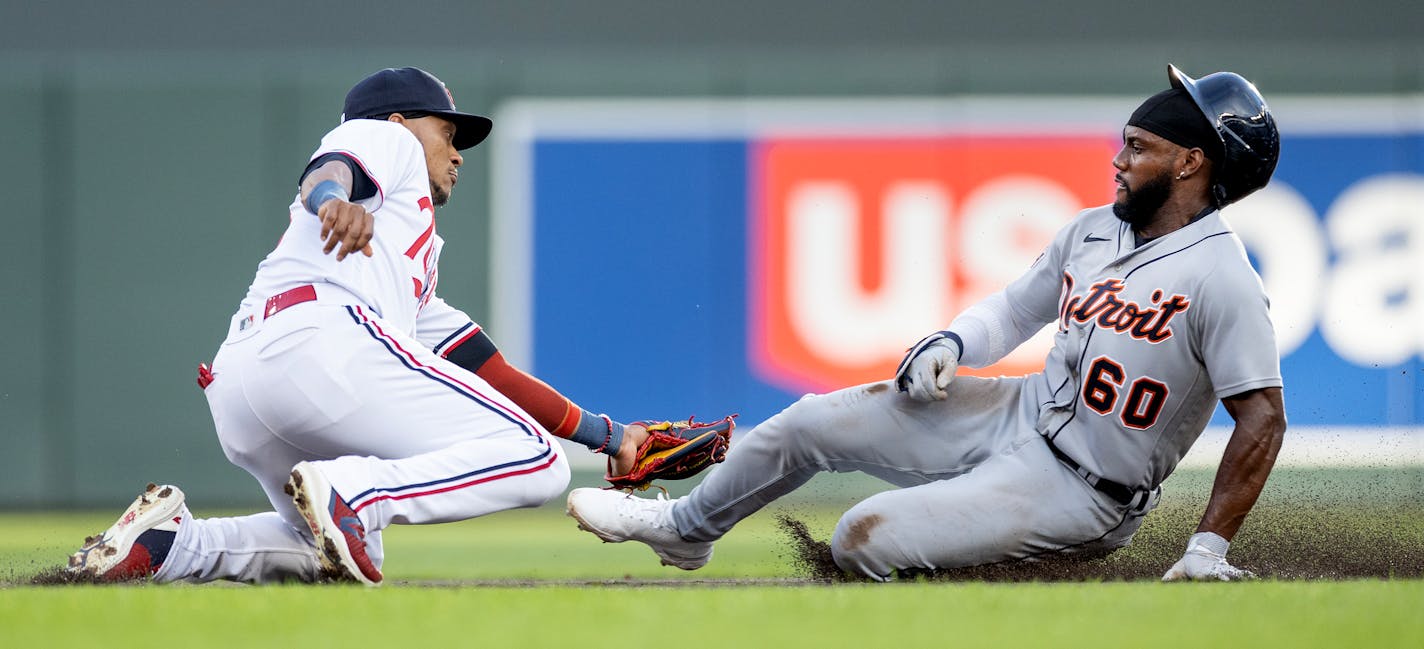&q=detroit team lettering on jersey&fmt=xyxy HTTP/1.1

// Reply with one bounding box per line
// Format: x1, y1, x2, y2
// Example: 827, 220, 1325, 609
1057, 276, 1191, 343
245, 119, 452, 335
1011, 205, 1282, 491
